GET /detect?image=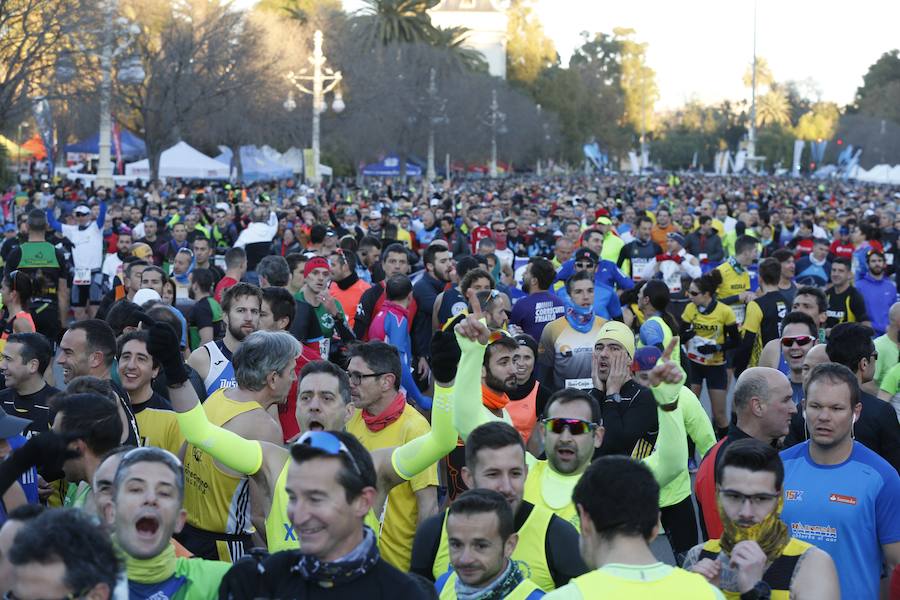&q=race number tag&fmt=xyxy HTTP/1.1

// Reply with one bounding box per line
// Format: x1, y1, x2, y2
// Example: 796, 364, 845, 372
74, 267, 92, 286
632, 258, 650, 281
731, 303, 746, 325
686, 335, 716, 365
565, 378, 594, 390
663, 269, 682, 293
